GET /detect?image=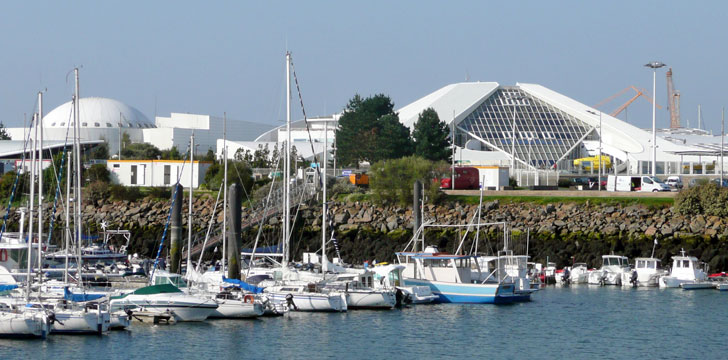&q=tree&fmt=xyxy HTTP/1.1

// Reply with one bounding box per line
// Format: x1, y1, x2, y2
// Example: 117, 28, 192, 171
373, 114, 413, 161
336, 94, 412, 166
369, 156, 447, 205
412, 108, 451, 162
203, 160, 254, 192
86, 164, 111, 183
89, 143, 109, 160
0, 123, 10, 140
161, 146, 182, 160
121, 143, 162, 159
